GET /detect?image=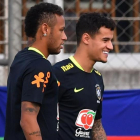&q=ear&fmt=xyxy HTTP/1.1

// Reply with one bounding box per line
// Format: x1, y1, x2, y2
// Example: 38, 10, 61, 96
41, 23, 49, 35
81, 33, 91, 45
